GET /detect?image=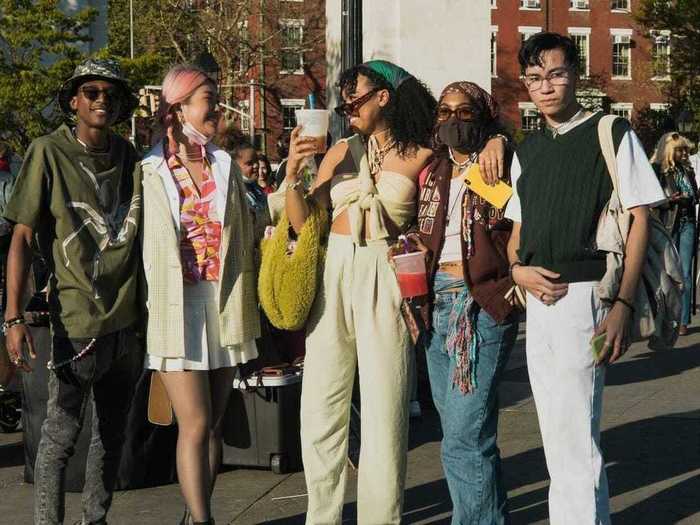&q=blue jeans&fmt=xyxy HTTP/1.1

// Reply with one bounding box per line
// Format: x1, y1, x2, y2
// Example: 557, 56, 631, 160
423, 273, 518, 525
673, 219, 696, 326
